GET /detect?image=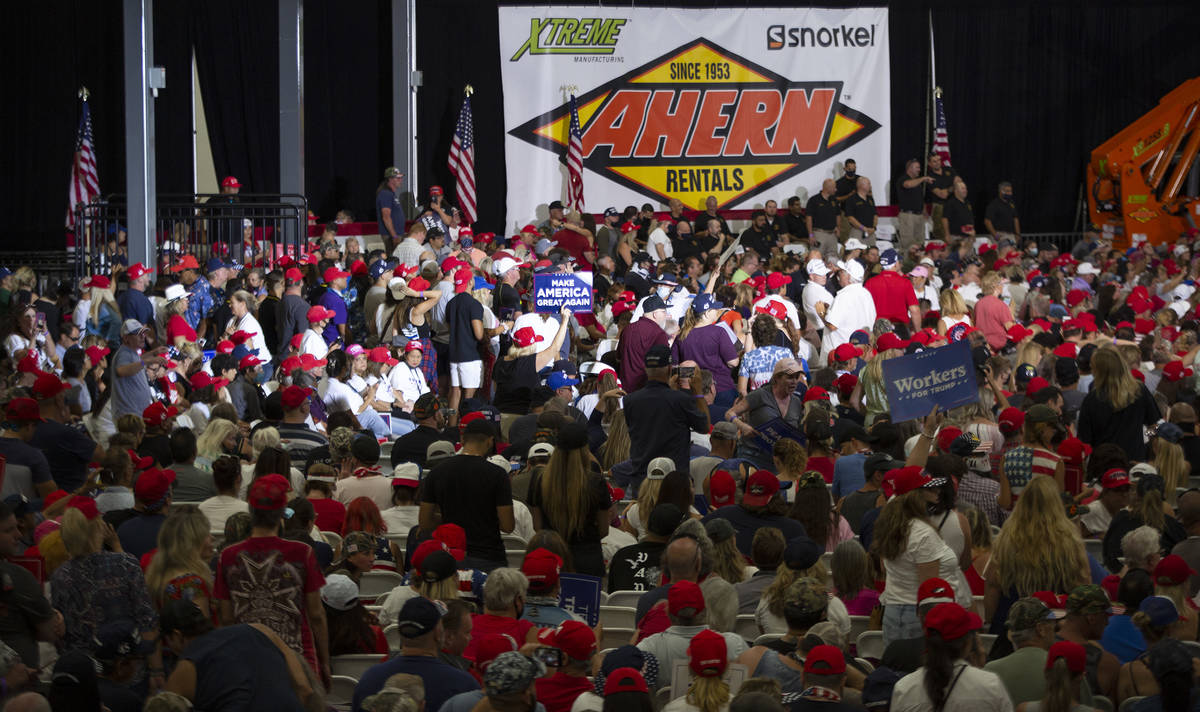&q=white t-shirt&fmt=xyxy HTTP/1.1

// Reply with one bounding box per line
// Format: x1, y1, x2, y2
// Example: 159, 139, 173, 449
227, 313, 271, 361
941, 313, 972, 331
389, 363, 429, 406
300, 328, 328, 359
958, 282, 983, 306
821, 283, 876, 353
646, 227, 673, 262
880, 519, 971, 608
891, 663, 1013, 712
381, 505, 420, 535
801, 283, 834, 329
324, 378, 364, 414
